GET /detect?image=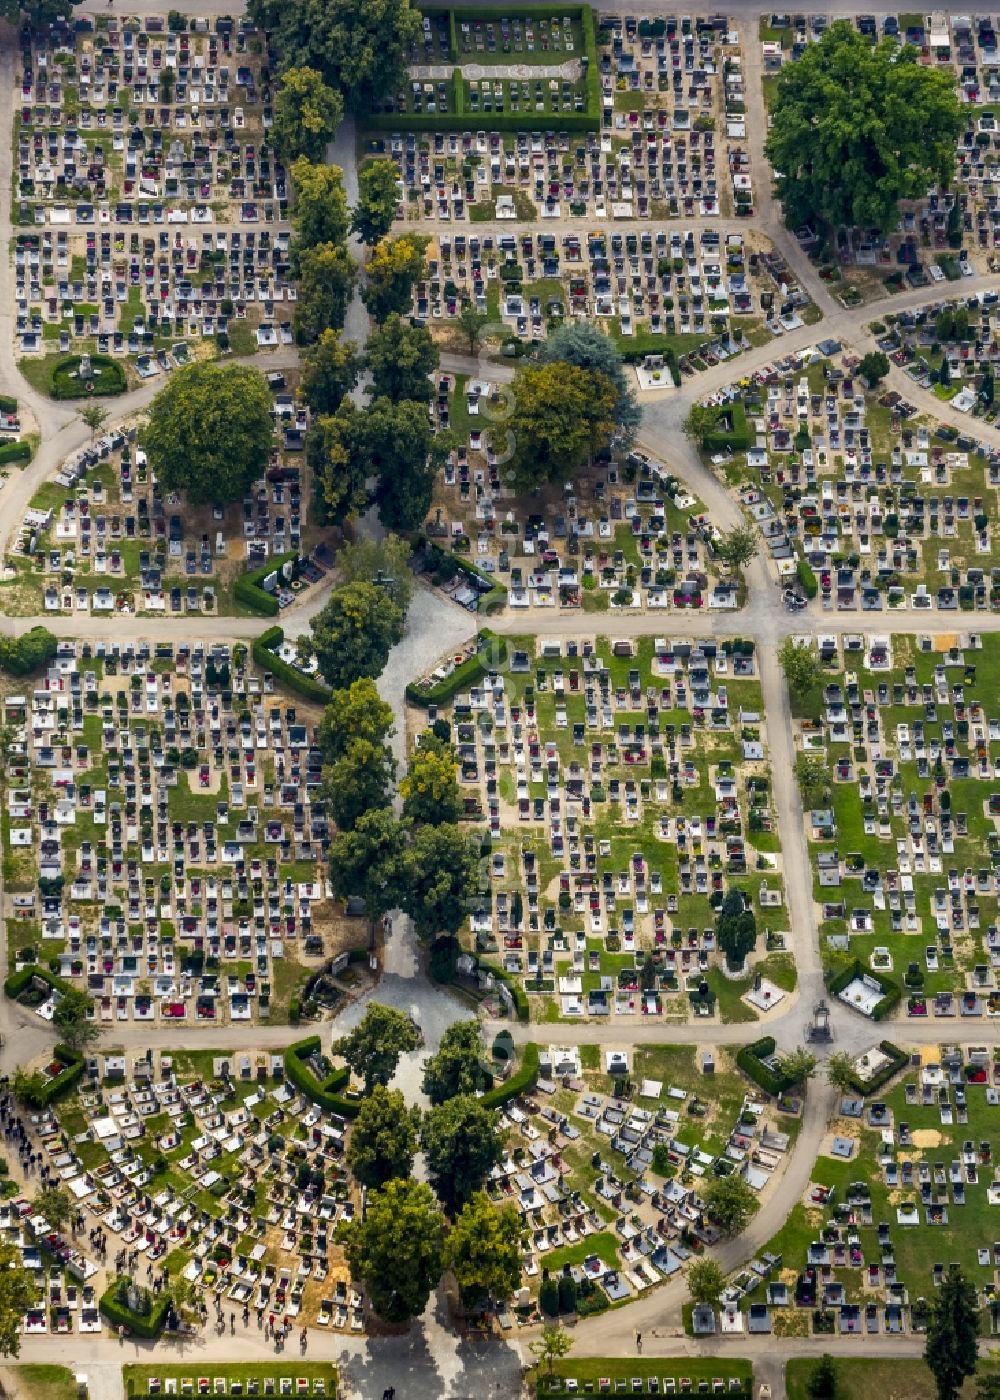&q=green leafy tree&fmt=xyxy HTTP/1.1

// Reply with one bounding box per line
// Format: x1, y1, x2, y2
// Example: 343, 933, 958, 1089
339, 1178, 444, 1324
716, 888, 757, 972
143, 363, 274, 504
764, 21, 963, 234
402, 823, 480, 941
346, 1084, 421, 1189
12, 1068, 47, 1109
294, 242, 356, 342
0, 1241, 40, 1355
778, 638, 823, 698
538, 320, 642, 442
351, 159, 401, 245
794, 753, 831, 808
925, 1266, 979, 1400
362, 235, 429, 322
857, 351, 890, 386
806, 1355, 839, 1400
780, 1048, 818, 1089
79, 405, 109, 440
714, 524, 758, 578
401, 734, 462, 826
306, 411, 369, 525
53, 987, 100, 1052
300, 329, 362, 415
682, 403, 723, 446
291, 158, 350, 253
458, 304, 489, 355
310, 582, 404, 690
273, 67, 343, 161
824, 1051, 858, 1094
0, 628, 59, 678
322, 736, 396, 831
34, 1185, 72, 1232
422, 1021, 490, 1105
443, 1192, 522, 1311
365, 313, 439, 402
686, 1258, 725, 1307
328, 809, 410, 937
508, 362, 617, 491
333, 1001, 420, 1092
248, 0, 423, 114
529, 1326, 575, 1375
337, 533, 414, 612
0, 0, 70, 25
703, 1174, 759, 1237
940, 356, 952, 389
318, 678, 394, 765
422, 1095, 504, 1214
